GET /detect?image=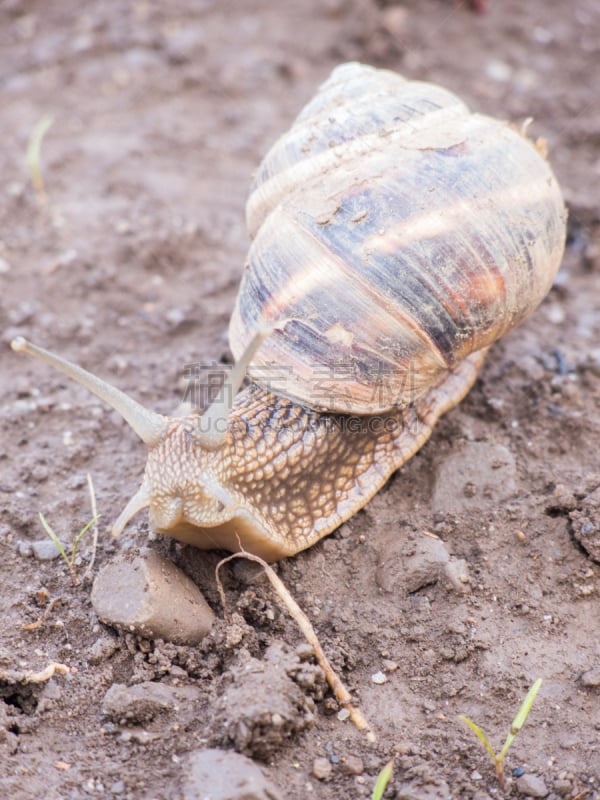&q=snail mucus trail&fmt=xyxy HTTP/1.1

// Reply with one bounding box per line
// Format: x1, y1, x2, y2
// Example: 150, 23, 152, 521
12, 63, 567, 562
